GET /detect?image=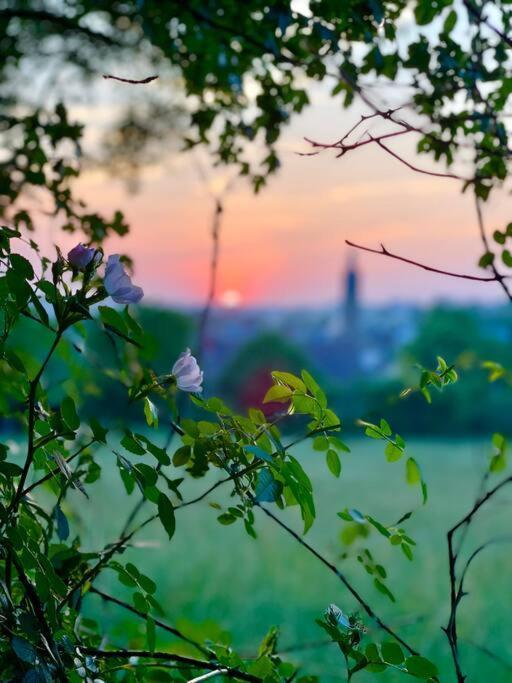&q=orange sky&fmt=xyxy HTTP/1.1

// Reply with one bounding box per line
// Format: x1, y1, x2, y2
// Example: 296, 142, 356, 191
43, 82, 511, 309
